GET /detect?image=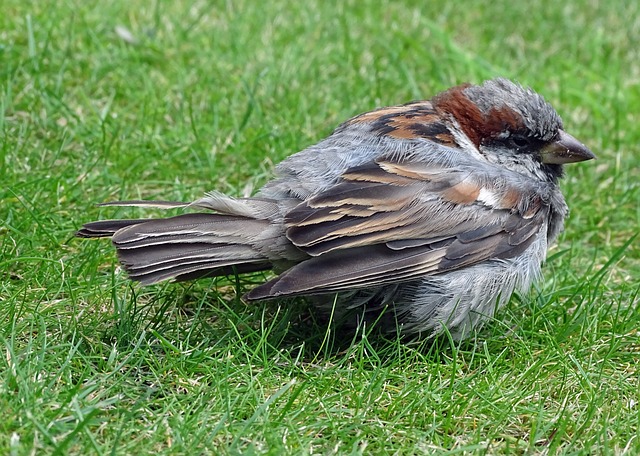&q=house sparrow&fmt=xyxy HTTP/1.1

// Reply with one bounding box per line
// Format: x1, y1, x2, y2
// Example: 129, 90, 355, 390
77, 78, 594, 339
